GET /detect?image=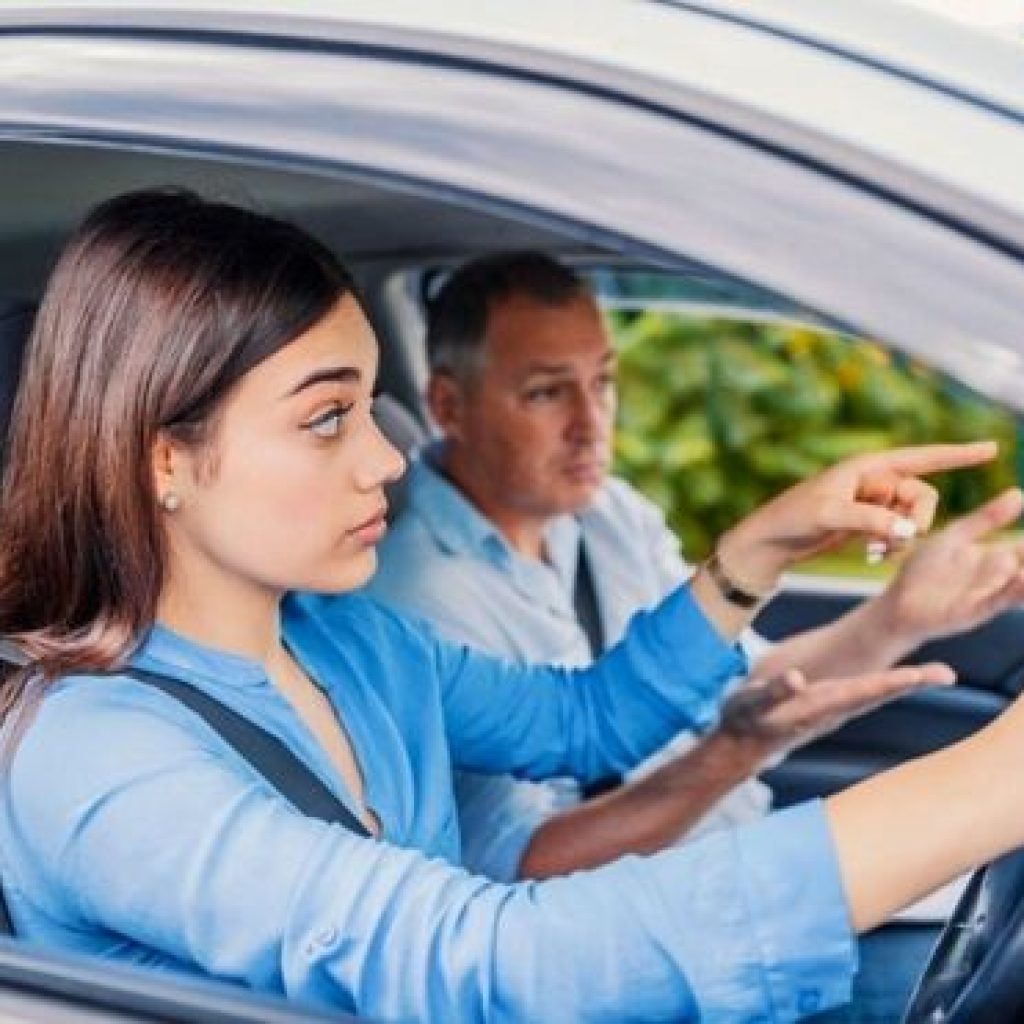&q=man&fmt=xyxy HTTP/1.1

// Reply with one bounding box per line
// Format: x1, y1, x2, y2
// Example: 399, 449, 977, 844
367, 252, 1024, 889
364, 254, 1024, 1022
